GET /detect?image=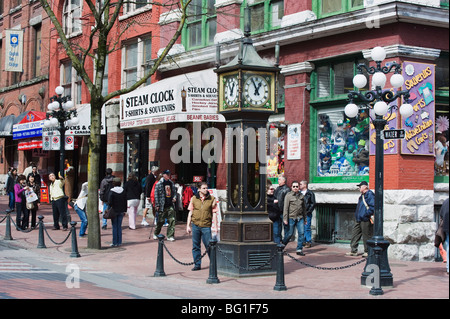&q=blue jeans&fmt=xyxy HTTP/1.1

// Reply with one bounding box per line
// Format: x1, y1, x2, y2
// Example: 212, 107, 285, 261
283, 218, 305, 251
74, 204, 88, 236
102, 203, 108, 227
111, 213, 124, 246
446, 233, 449, 274
273, 216, 283, 244
304, 213, 312, 243
8, 191, 15, 210
192, 223, 211, 267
